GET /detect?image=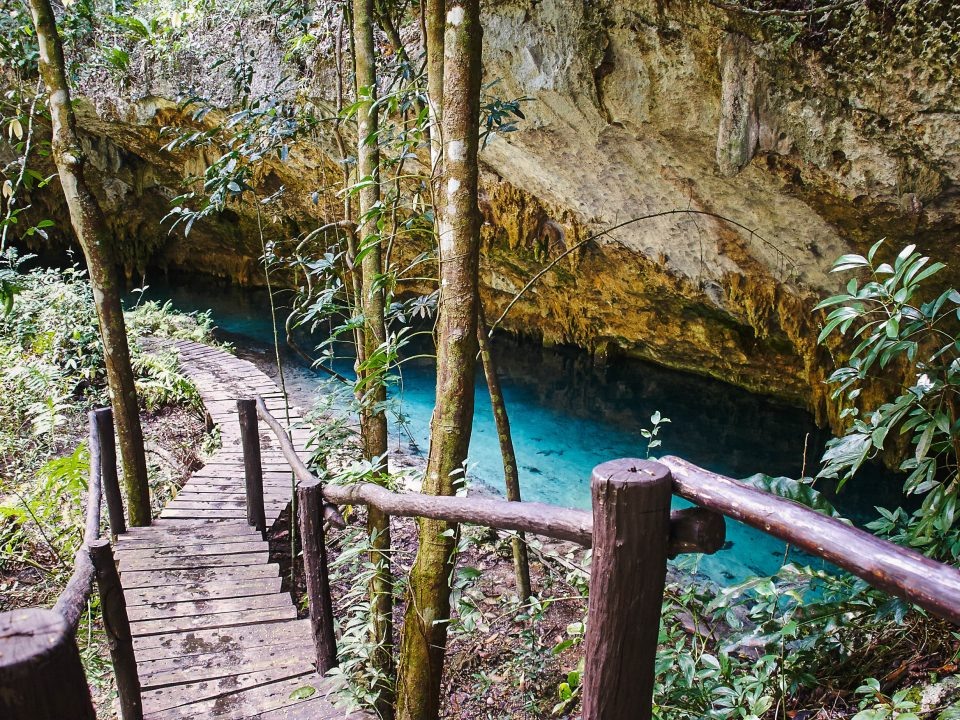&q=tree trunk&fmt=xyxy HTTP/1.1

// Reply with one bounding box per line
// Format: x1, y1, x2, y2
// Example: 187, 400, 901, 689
396, 3, 483, 719
425, 0, 445, 184
477, 306, 532, 601
28, 0, 151, 526
352, 0, 395, 716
